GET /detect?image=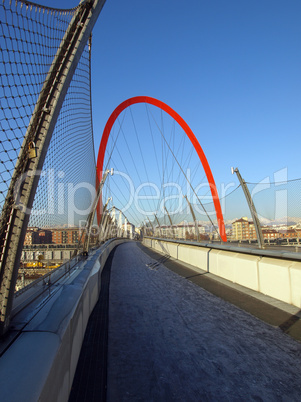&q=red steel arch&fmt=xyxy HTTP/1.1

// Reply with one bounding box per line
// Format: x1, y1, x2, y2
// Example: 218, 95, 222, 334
96, 96, 227, 241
